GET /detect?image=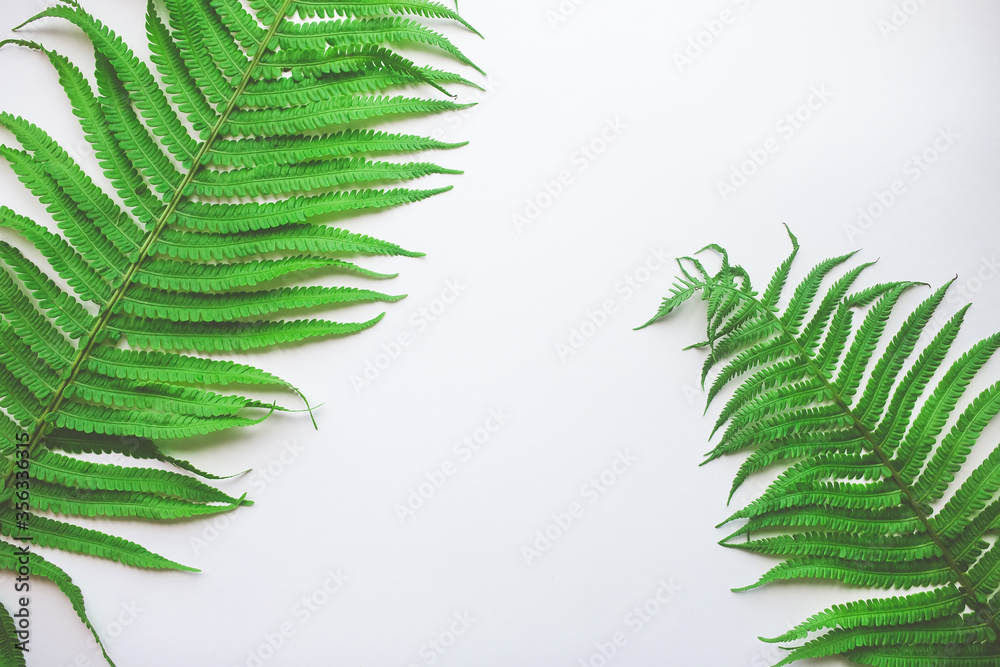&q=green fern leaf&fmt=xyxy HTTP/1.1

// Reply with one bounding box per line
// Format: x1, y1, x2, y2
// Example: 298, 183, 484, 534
645, 232, 1000, 664
0, 0, 481, 661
